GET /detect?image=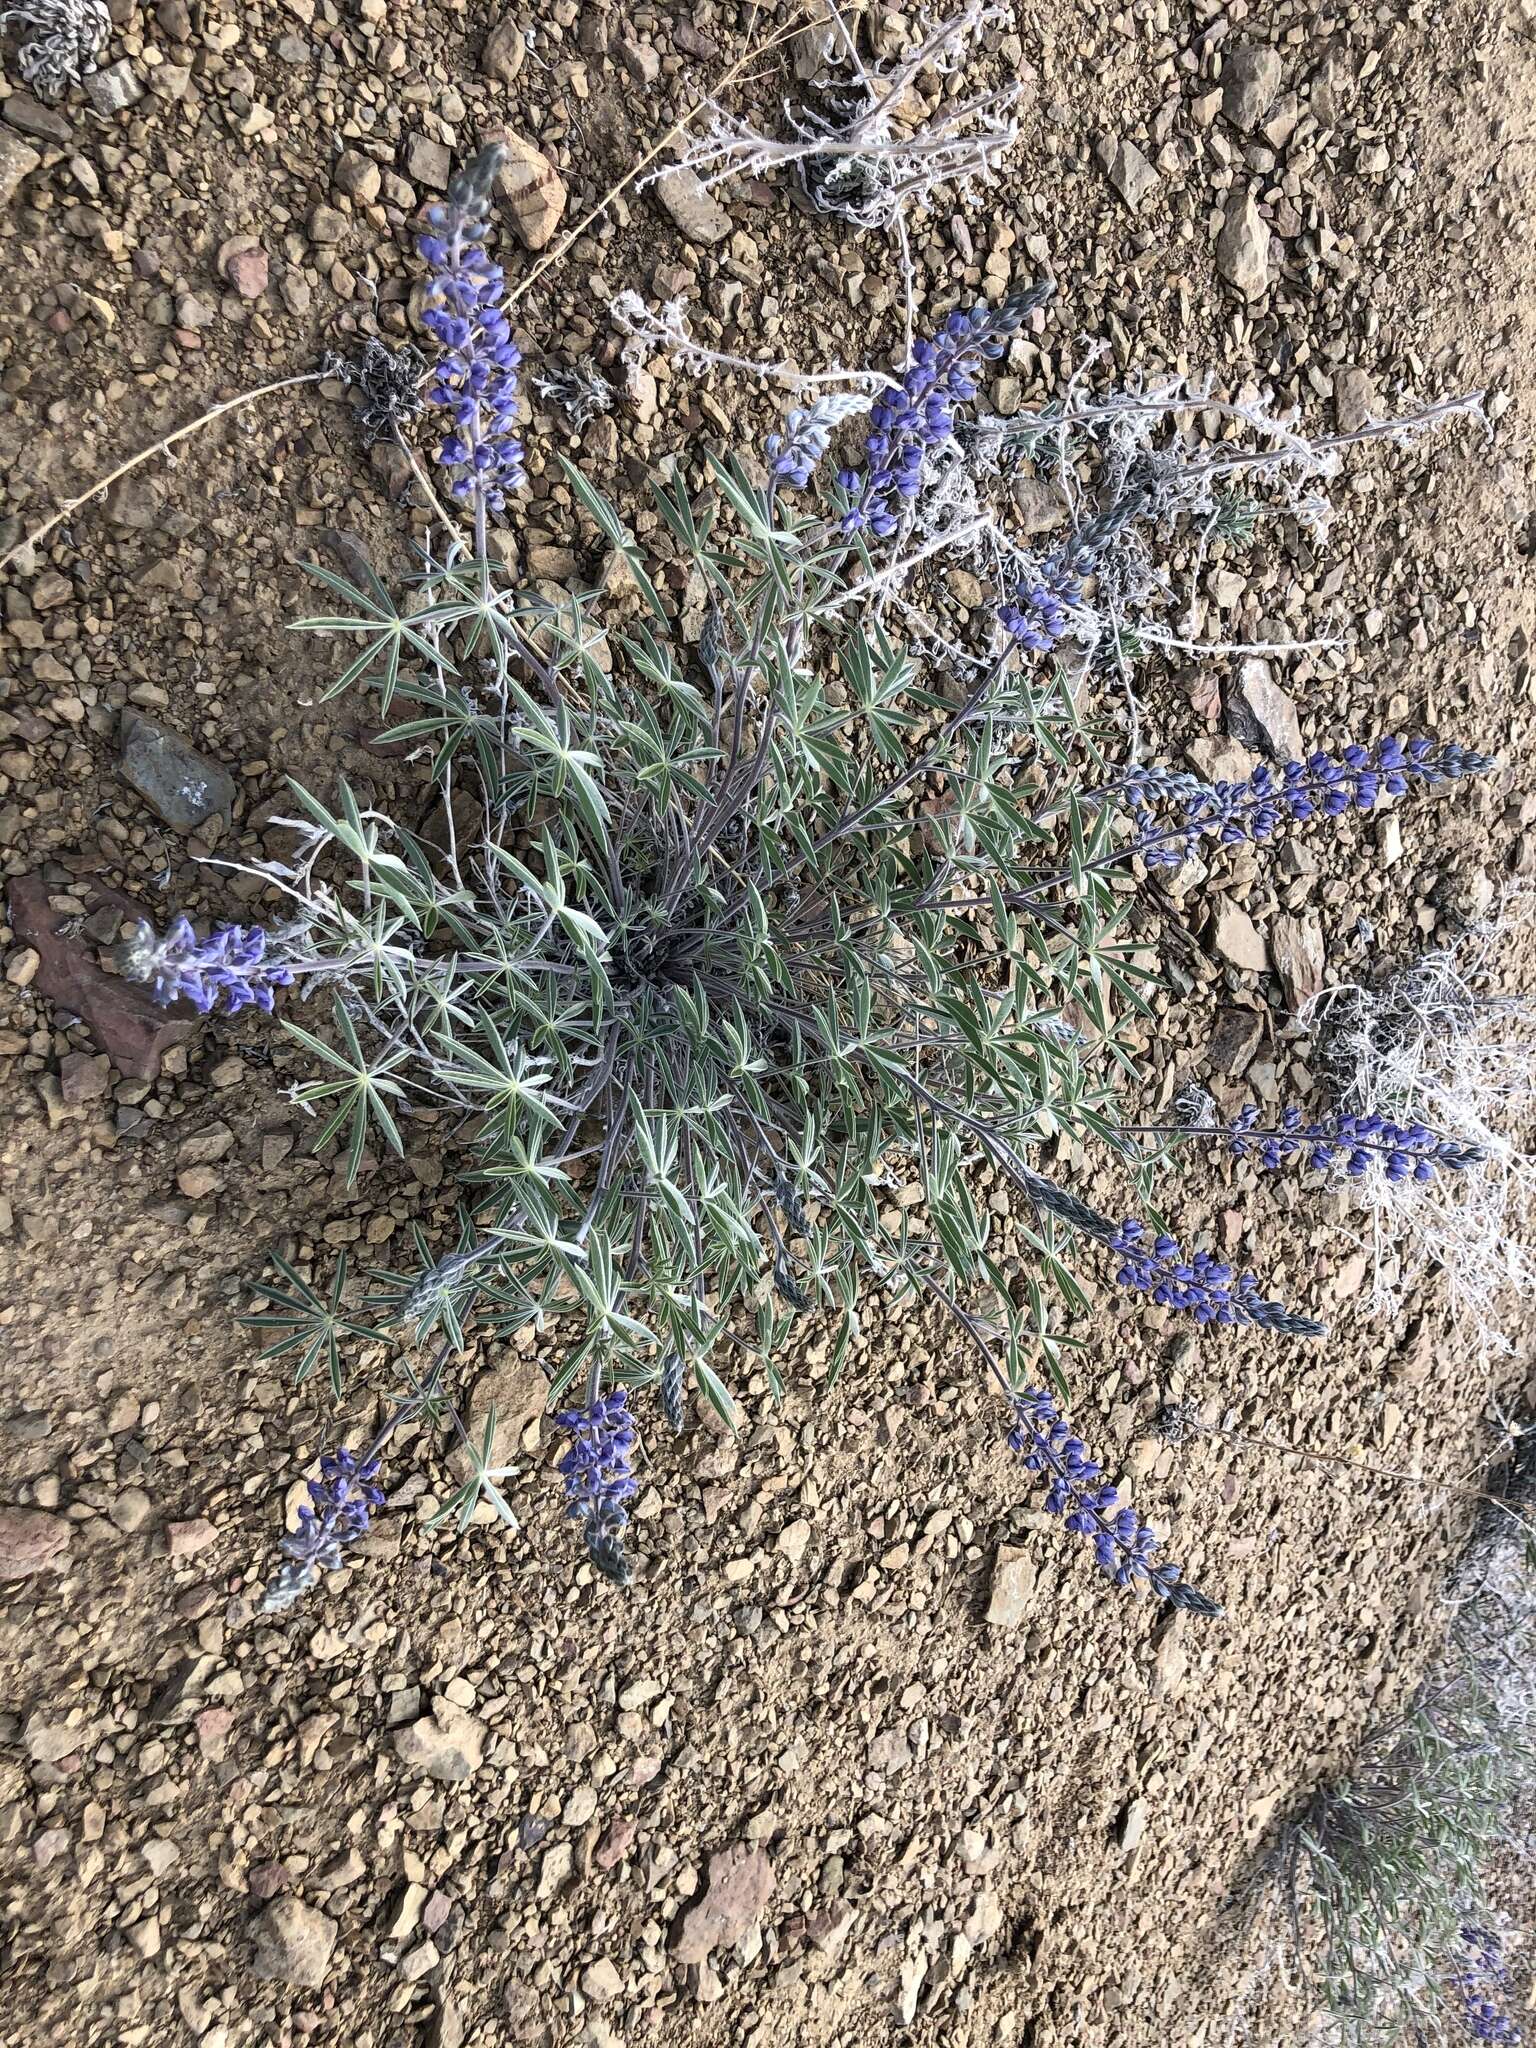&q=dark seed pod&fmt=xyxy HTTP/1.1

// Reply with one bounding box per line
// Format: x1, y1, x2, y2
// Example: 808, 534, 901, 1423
773, 1258, 811, 1311
660, 1352, 687, 1435
584, 1505, 632, 1586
